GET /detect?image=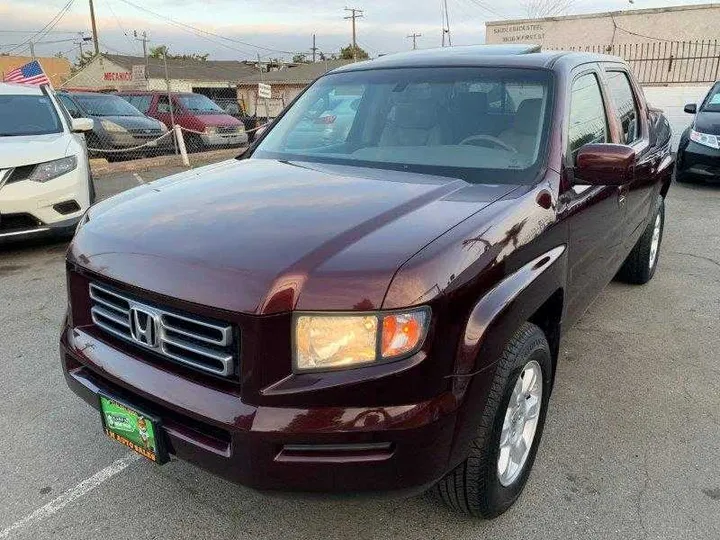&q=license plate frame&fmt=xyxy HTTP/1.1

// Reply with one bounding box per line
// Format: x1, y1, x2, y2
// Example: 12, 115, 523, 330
99, 393, 168, 464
